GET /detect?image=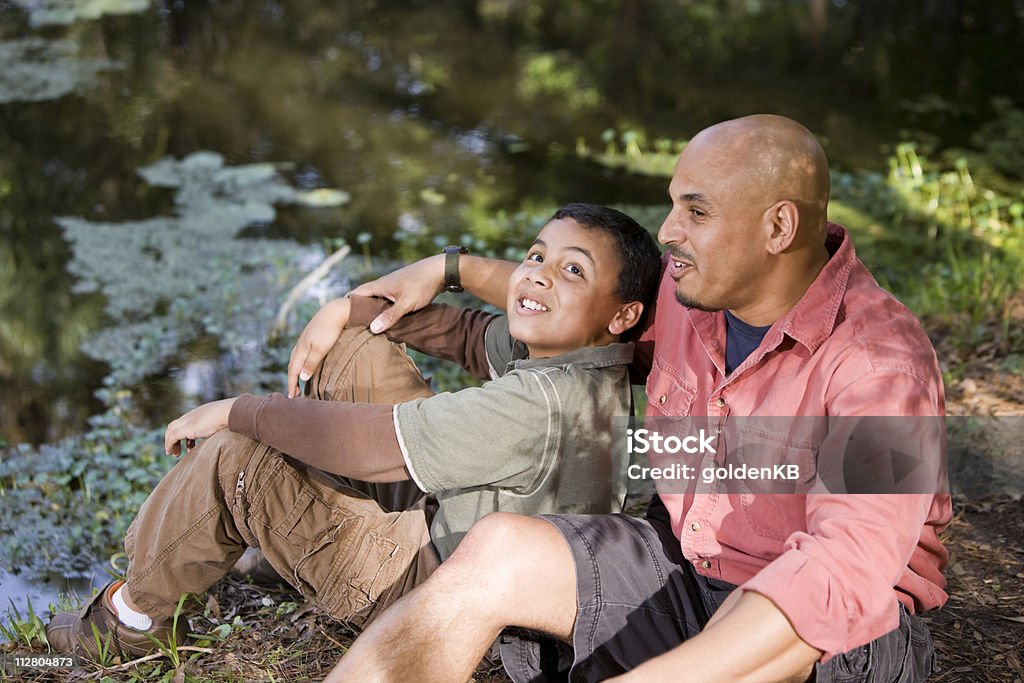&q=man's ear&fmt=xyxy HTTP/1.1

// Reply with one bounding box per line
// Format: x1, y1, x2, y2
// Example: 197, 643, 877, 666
764, 200, 799, 255
607, 301, 645, 336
